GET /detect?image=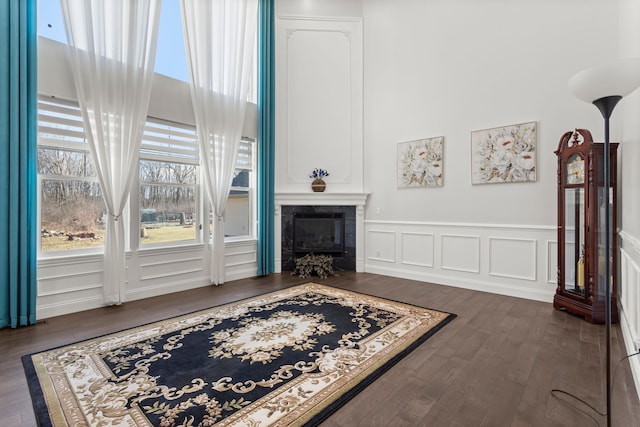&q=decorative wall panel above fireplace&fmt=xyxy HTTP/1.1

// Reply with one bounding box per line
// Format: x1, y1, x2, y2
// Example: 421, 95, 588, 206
275, 17, 363, 193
